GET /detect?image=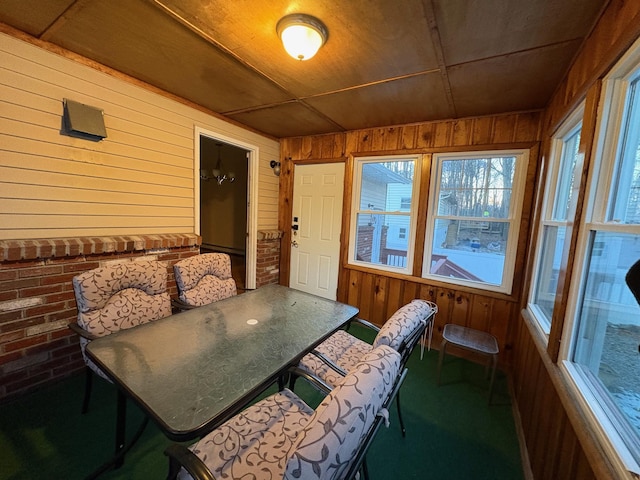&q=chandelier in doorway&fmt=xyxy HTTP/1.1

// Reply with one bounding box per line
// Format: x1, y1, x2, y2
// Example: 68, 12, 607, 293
201, 143, 235, 185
